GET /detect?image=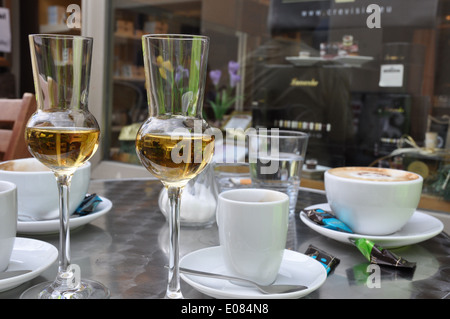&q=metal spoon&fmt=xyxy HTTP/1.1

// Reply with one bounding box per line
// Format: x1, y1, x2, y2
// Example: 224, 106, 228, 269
179, 267, 308, 294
